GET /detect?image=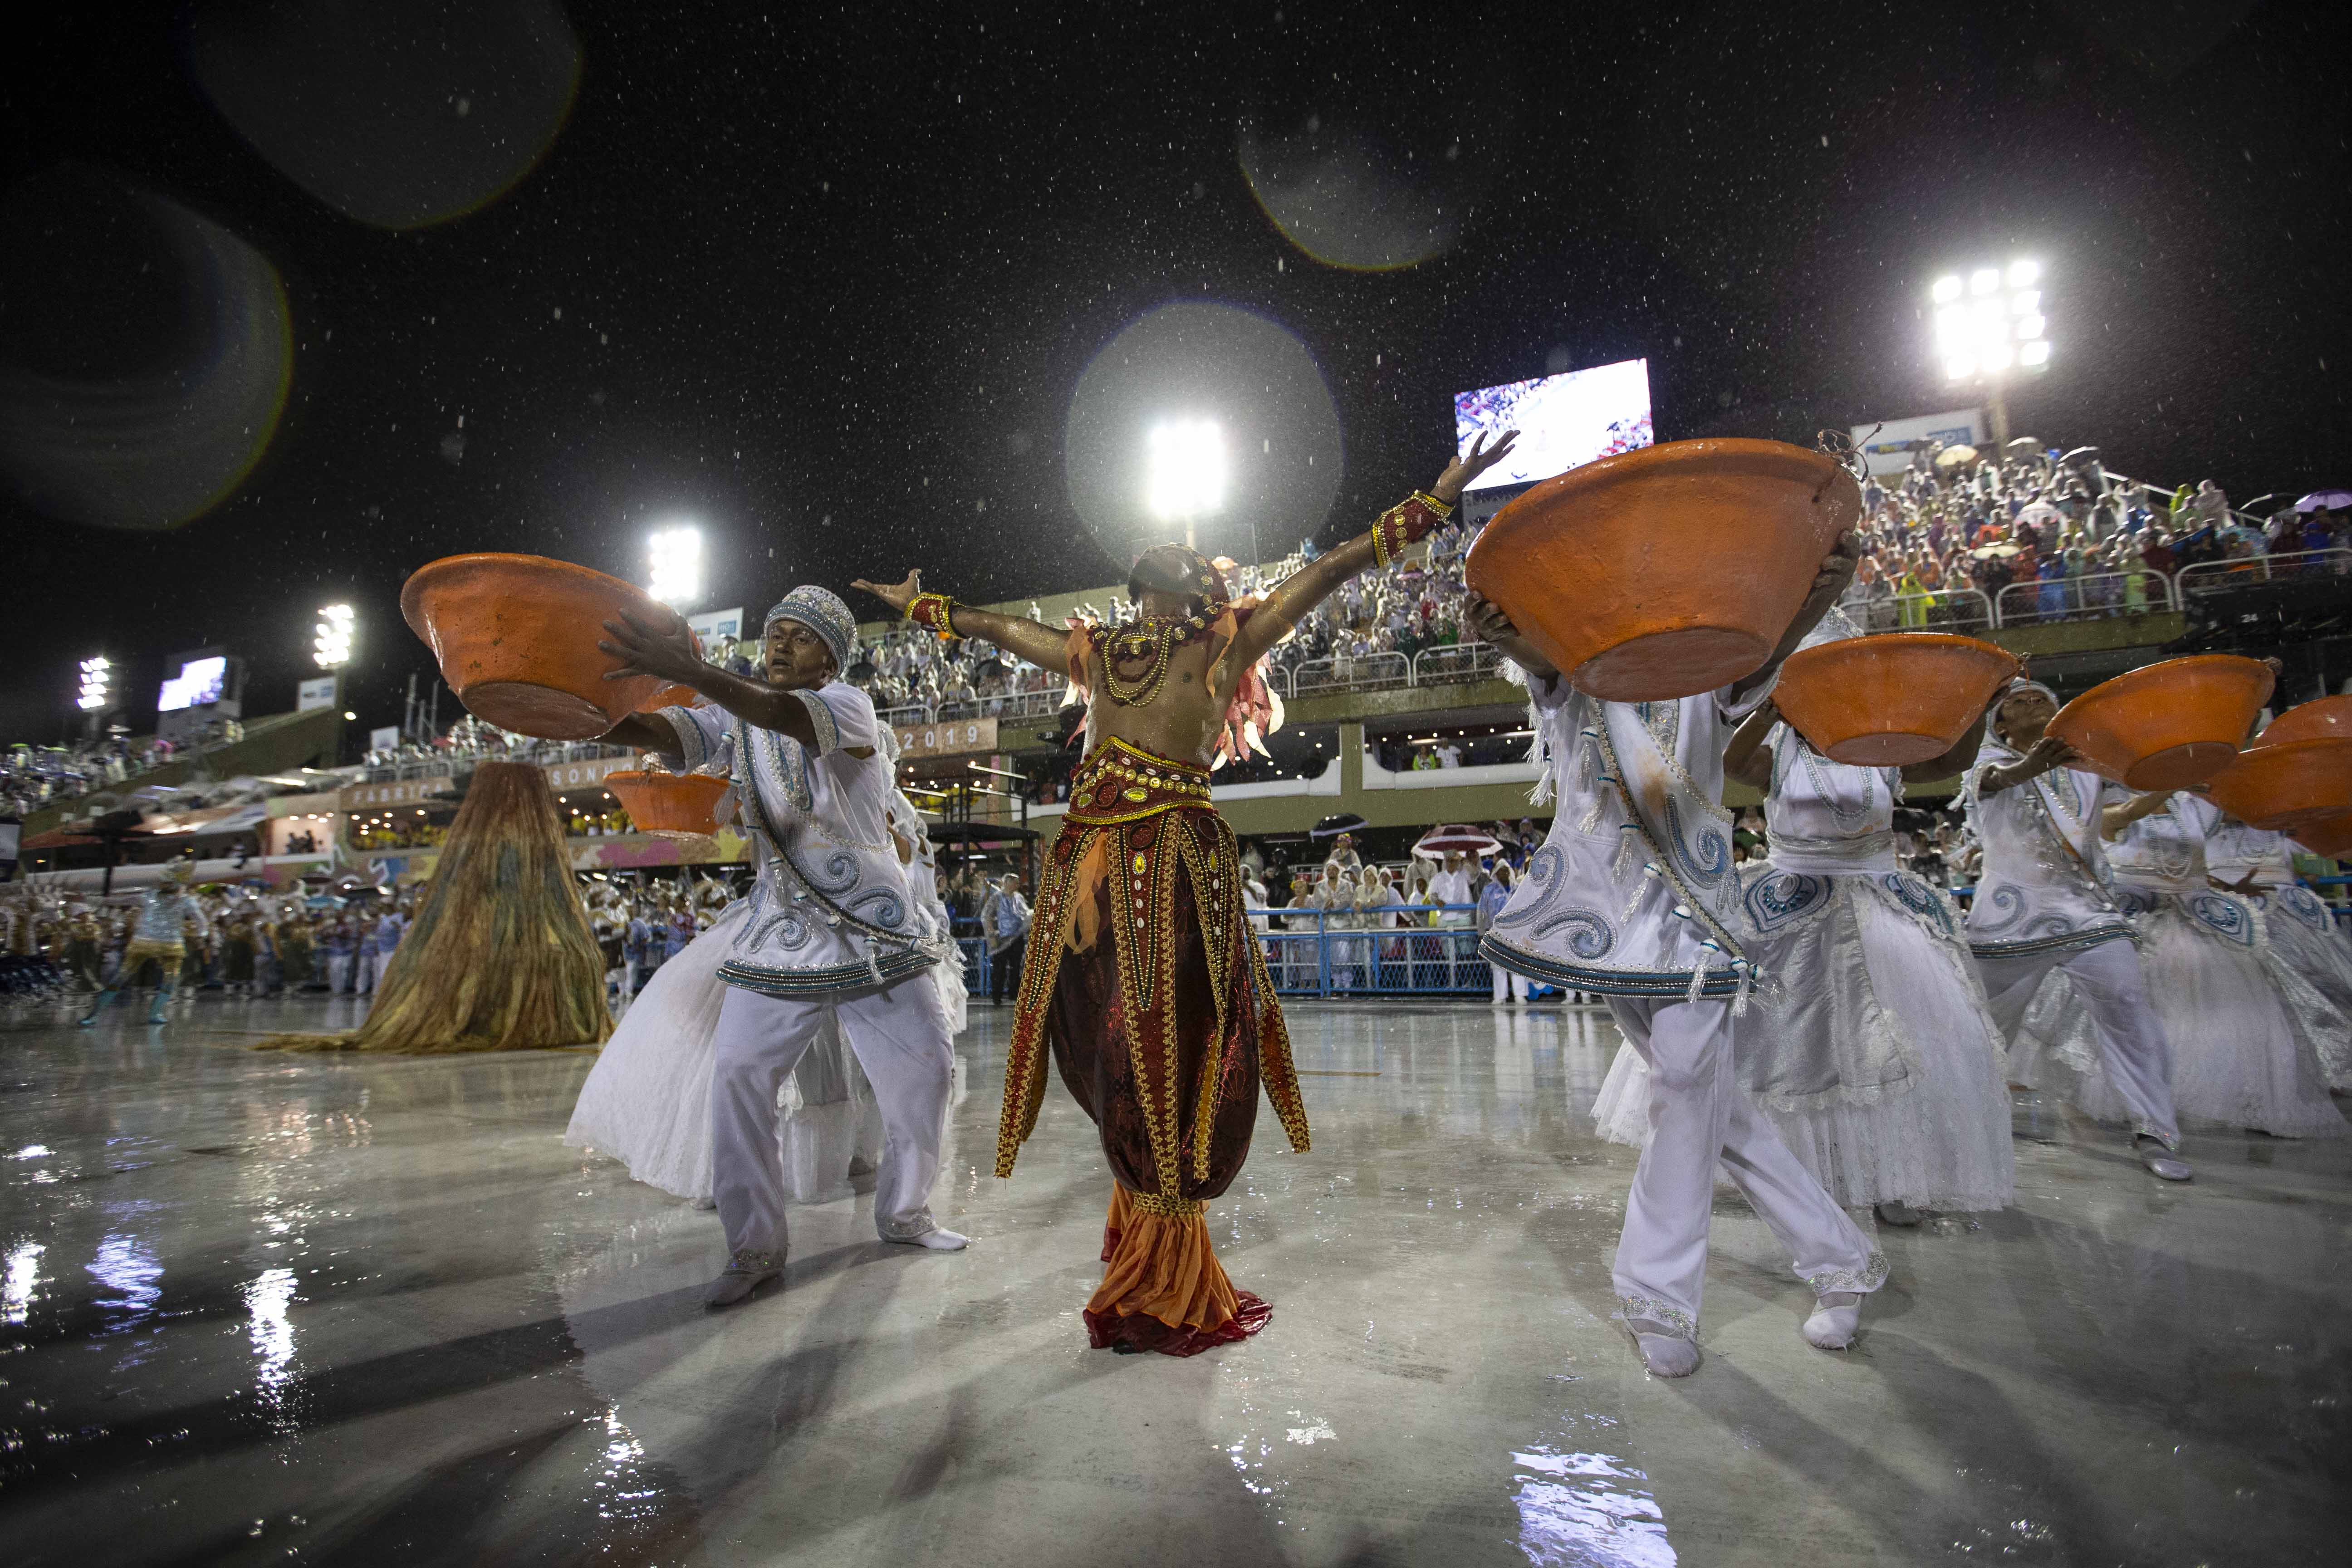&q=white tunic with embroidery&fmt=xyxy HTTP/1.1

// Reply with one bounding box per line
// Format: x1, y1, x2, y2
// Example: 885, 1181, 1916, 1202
656, 682, 942, 998
1483, 671, 1765, 997
1961, 742, 2133, 959
1599, 727, 2016, 1210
